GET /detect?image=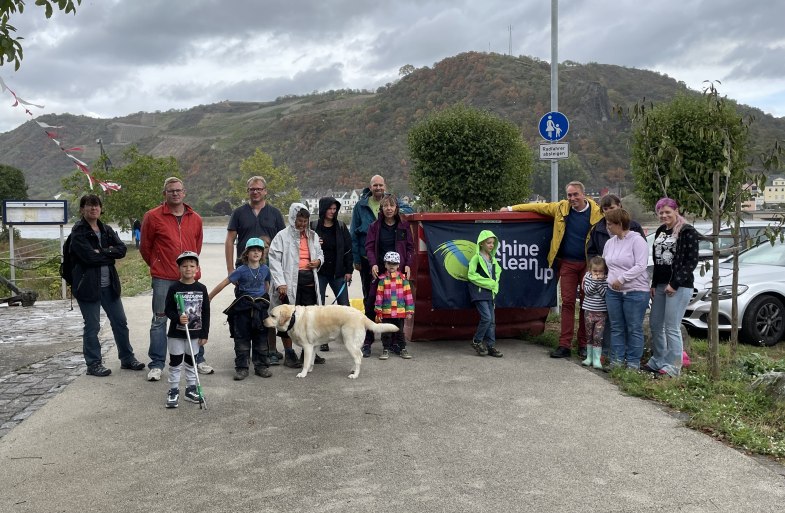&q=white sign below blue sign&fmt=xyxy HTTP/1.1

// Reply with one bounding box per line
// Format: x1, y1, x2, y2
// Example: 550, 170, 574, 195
538, 111, 569, 141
